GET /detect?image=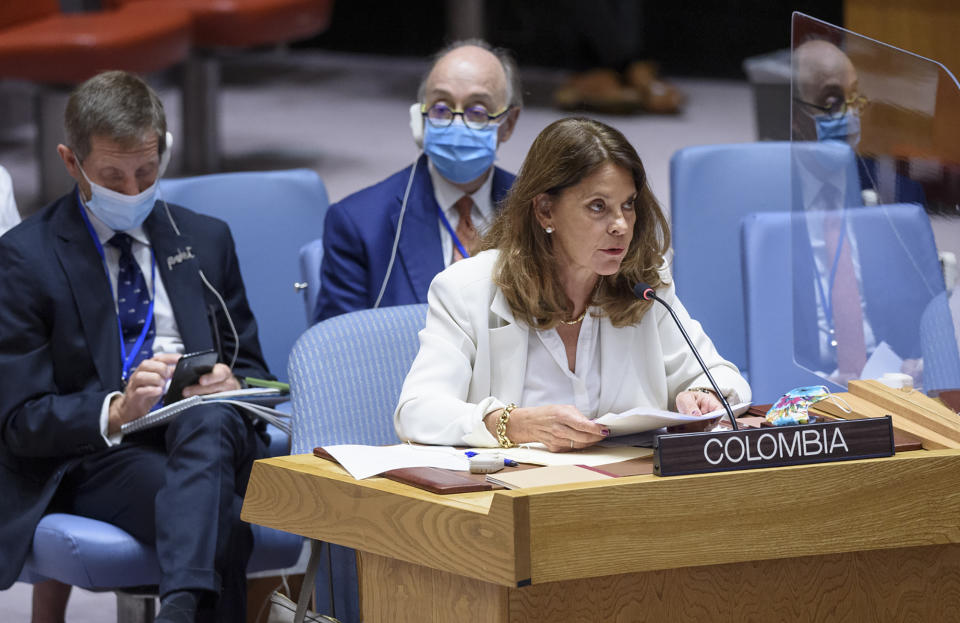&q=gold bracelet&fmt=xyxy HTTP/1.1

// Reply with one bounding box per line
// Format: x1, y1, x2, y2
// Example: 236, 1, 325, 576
496, 403, 517, 448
